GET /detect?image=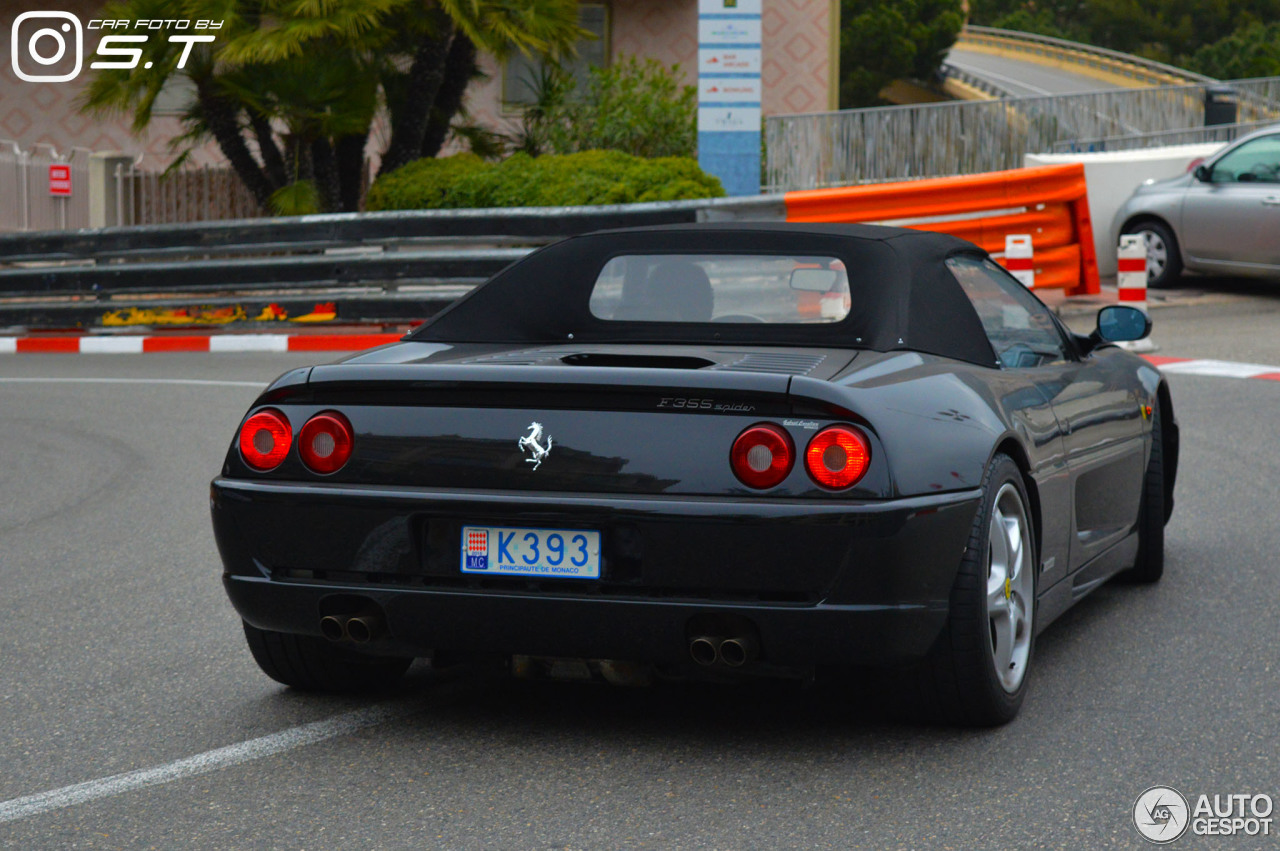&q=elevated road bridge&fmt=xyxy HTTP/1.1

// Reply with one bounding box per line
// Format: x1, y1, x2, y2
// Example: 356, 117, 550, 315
945, 47, 1139, 97
945, 26, 1215, 99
